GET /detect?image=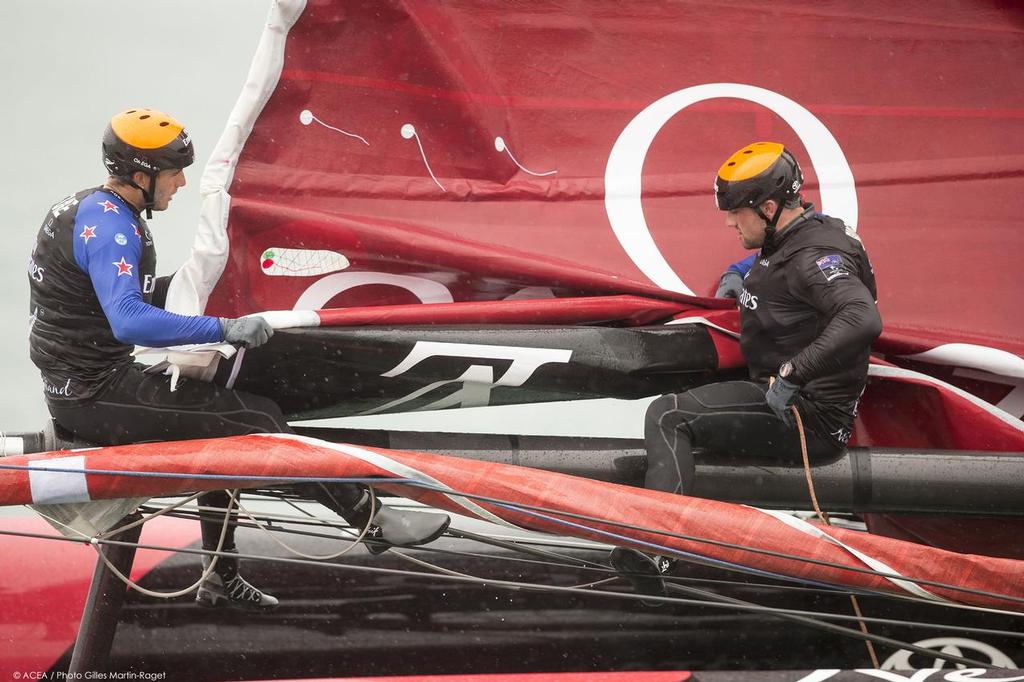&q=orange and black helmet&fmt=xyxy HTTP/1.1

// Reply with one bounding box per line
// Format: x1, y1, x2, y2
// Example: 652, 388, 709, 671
714, 141, 803, 217
102, 108, 194, 178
